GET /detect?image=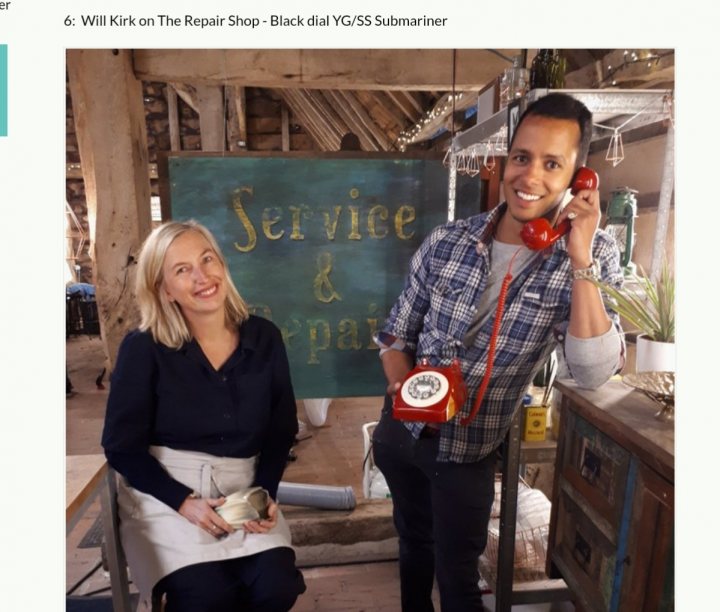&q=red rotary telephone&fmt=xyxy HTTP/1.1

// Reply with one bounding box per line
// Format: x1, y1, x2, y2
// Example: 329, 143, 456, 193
392, 166, 600, 426
392, 358, 467, 423
519, 166, 599, 250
